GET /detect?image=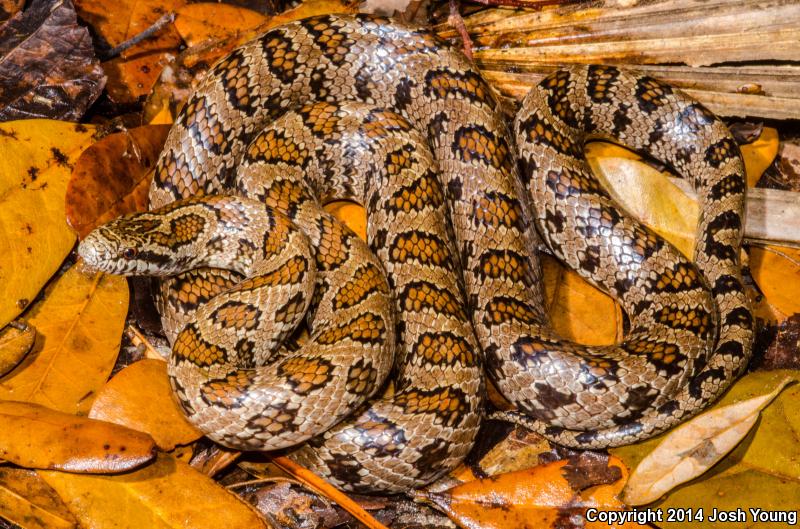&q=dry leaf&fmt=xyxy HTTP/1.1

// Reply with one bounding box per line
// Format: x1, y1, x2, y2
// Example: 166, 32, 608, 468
174, 3, 266, 47
0, 0, 105, 121
0, 120, 96, 329
0, 322, 35, 376
740, 127, 779, 187
762, 314, 800, 369
66, 125, 169, 238
0, 0, 23, 21
89, 359, 202, 451
0, 264, 128, 414
75, 0, 186, 103
0, 400, 156, 472
417, 454, 637, 529
622, 378, 792, 505
613, 370, 800, 527
750, 245, 800, 319
40, 453, 268, 529
0, 467, 77, 529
